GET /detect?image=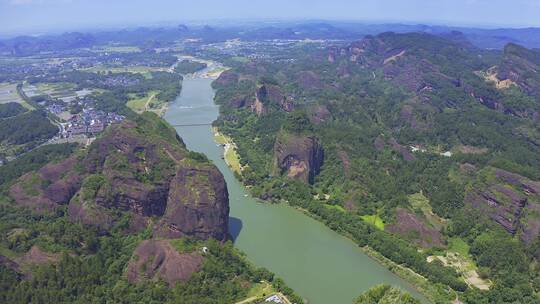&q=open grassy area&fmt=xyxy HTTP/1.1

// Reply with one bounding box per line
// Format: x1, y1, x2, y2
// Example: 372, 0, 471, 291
225, 144, 242, 175
0, 83, 24, 104
428, 237, 491, 290
448, 237, 470, 258
127, 91, 158, 113
213, 132, 228, 145
82, 65, 166, 79
246, 281, 274, 298
213, 128, 243, 175
361, 214, 385, 230
363, 246, 456, 303
408, 192, 446, 229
